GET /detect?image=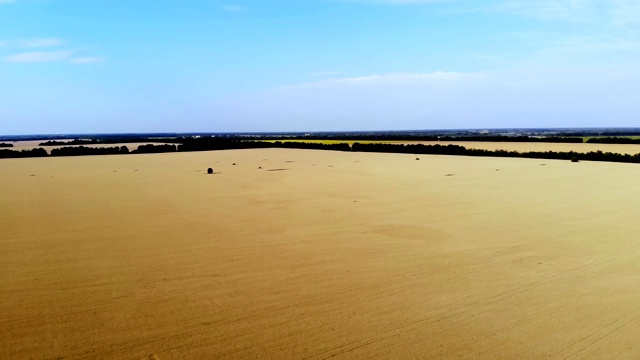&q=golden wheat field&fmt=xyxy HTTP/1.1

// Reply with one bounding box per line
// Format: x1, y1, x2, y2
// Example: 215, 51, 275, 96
2, 149, 640, 359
